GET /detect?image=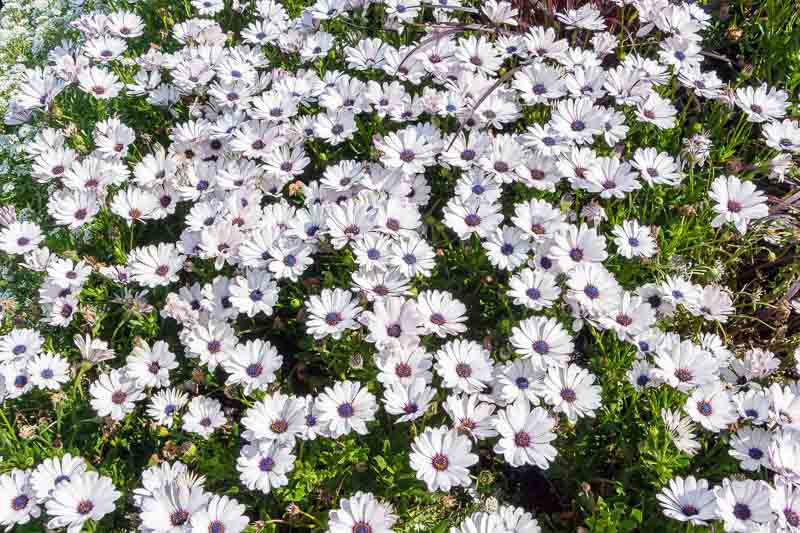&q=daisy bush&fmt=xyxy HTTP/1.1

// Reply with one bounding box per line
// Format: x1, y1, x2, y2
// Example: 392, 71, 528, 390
0, 0, 799, 531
